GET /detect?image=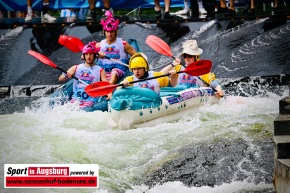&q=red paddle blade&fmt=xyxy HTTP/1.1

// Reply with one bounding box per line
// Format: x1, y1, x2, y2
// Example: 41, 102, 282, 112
146, 35, 173, 57
183, 60, 212, 76
58, 35, 84, 52
85, 82, 117, 97
28, 50, 57, 68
